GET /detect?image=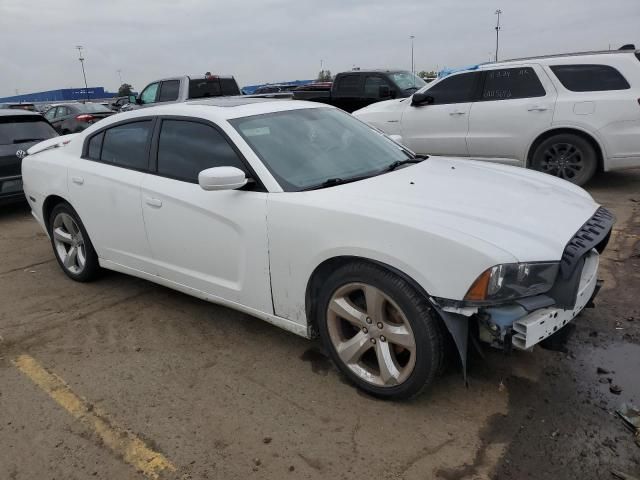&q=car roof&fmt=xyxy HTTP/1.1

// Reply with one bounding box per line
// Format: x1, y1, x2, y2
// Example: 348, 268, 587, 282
0, 109, 42, 117
488, 48, 639, 66
81, 99, 328, 132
